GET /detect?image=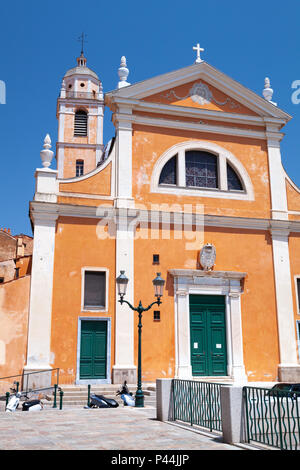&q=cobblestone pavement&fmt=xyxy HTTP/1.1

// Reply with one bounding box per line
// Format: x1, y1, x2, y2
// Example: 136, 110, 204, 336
0, 406, 240, 450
